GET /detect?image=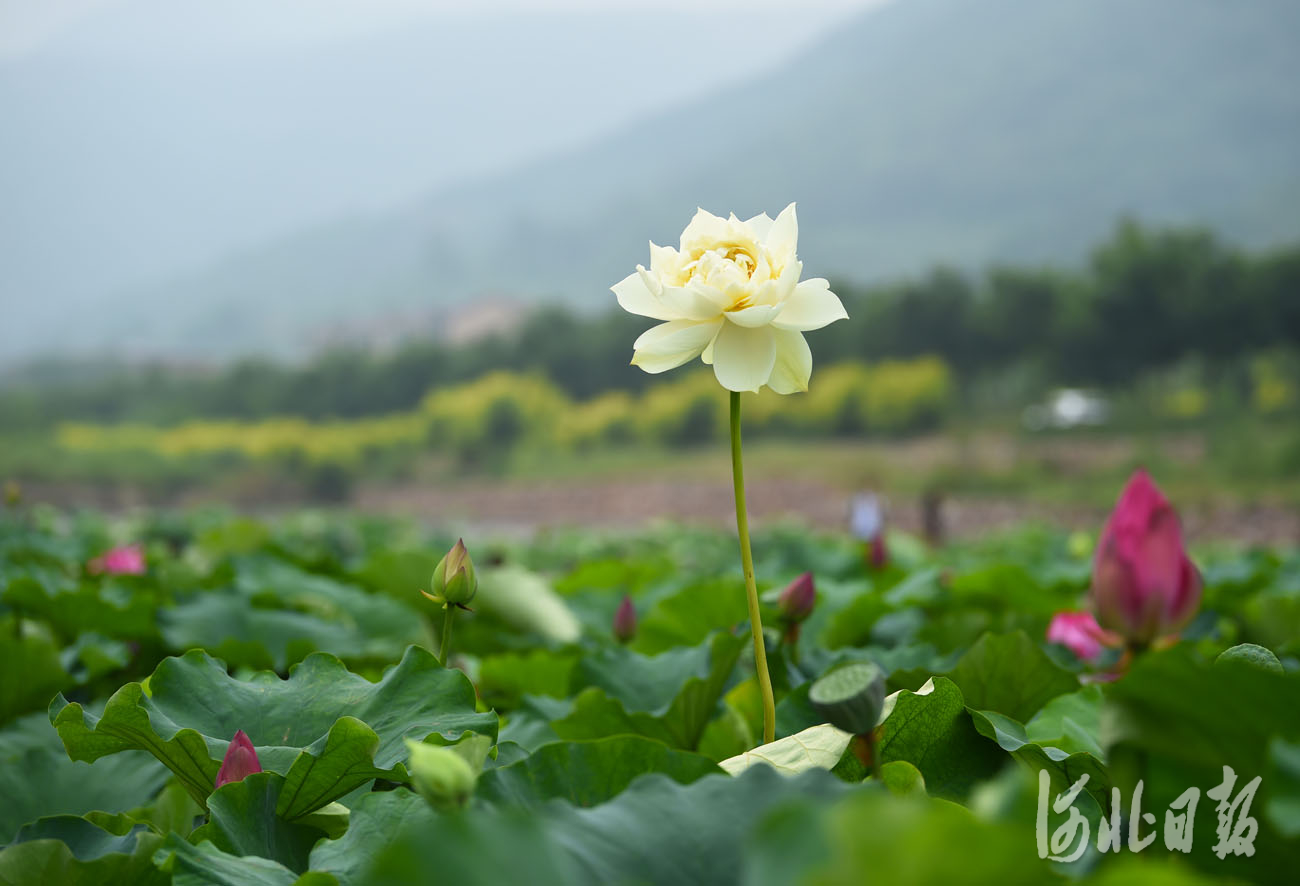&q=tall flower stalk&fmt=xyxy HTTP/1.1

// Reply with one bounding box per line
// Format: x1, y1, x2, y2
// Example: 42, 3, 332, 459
612, 202, 848, 749
729, 391, 775, 744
